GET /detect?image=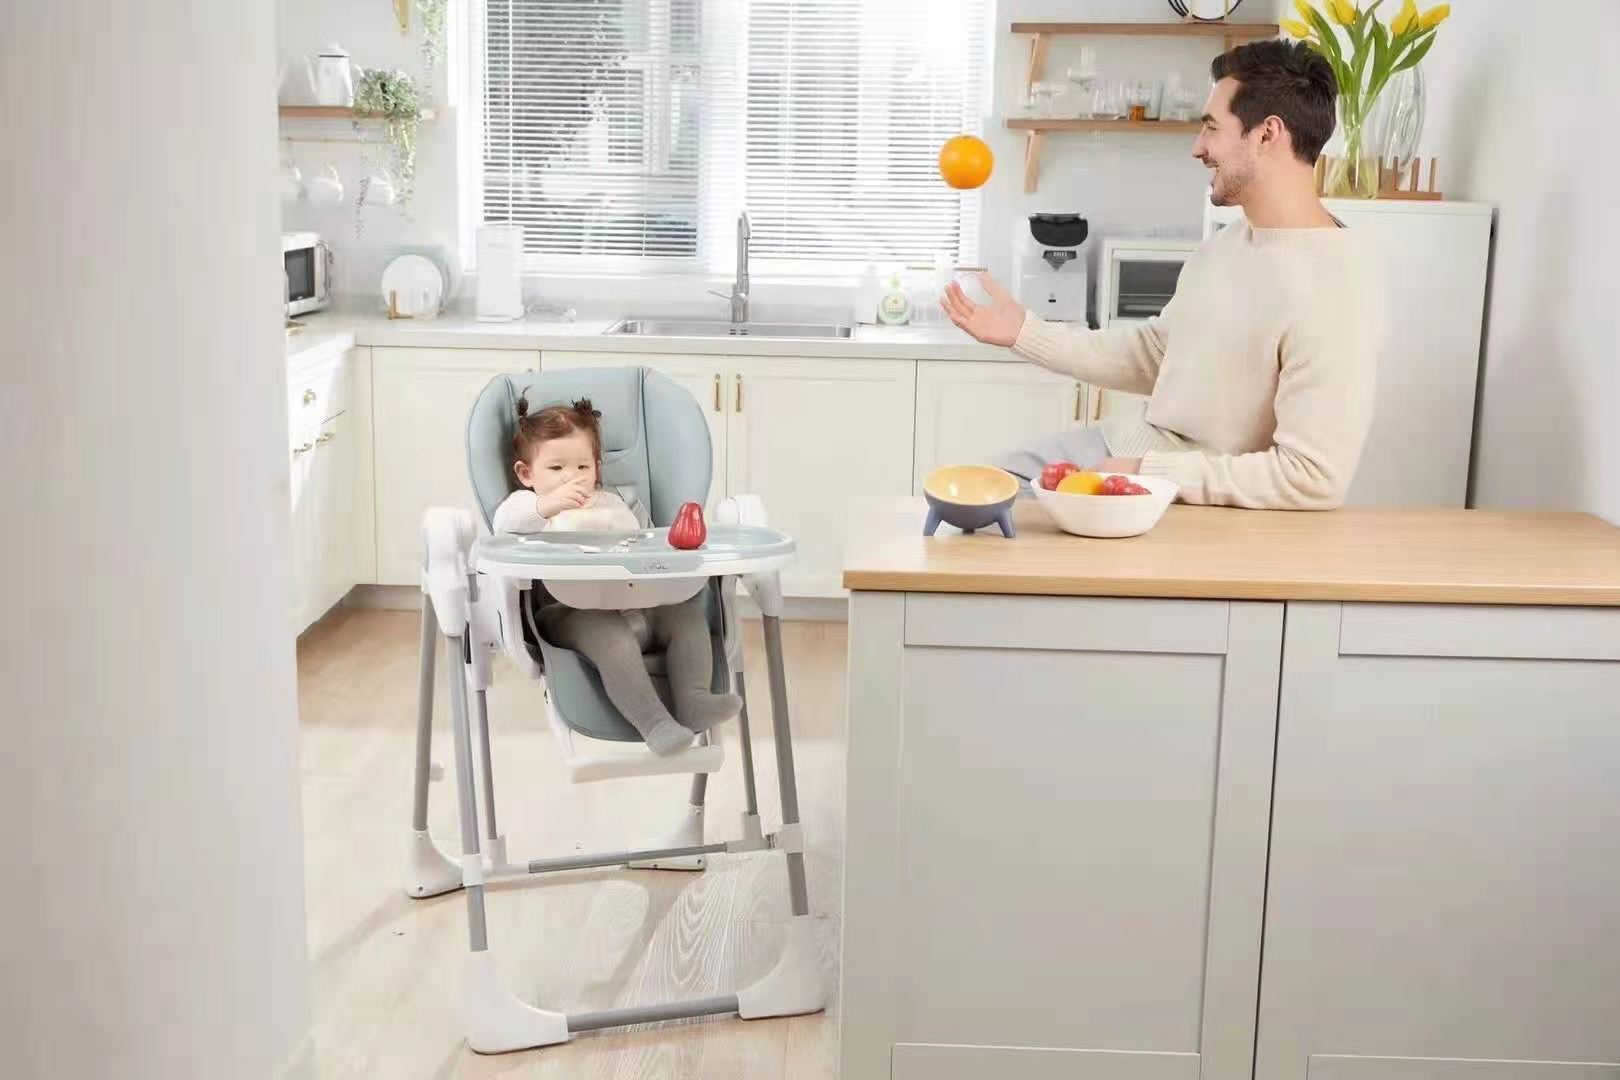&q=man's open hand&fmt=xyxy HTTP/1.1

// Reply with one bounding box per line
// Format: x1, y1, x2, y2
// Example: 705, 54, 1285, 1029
941, 272, 1027, 347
